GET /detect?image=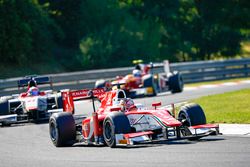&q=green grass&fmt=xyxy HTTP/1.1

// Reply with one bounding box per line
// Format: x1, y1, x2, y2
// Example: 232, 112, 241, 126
191, 88, 250, 124
186, 77, 250, 87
